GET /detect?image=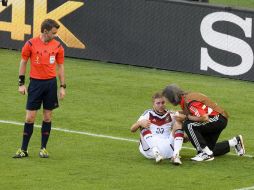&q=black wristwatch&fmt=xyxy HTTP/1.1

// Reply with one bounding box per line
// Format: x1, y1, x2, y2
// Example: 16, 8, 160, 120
60, 84, 66, 89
